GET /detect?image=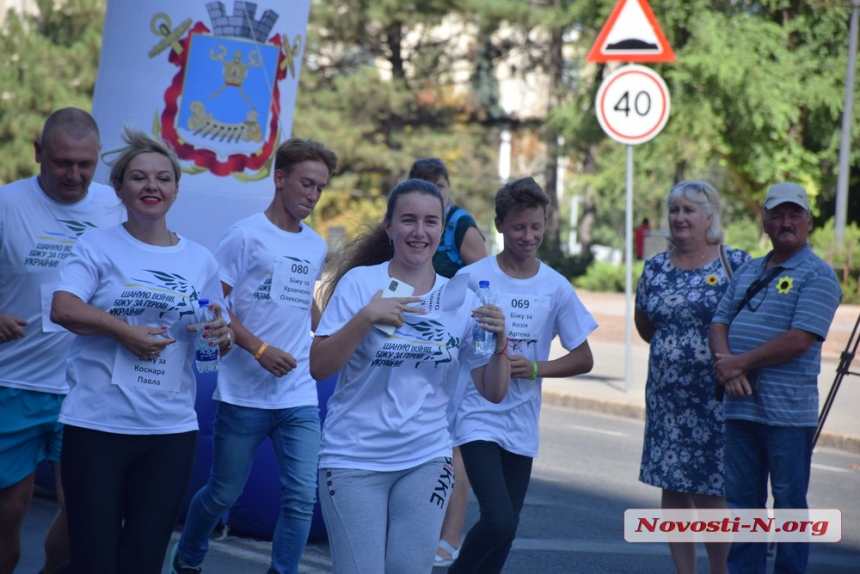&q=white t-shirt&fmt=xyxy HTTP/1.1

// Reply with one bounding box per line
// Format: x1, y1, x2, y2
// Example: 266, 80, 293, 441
54, 225, 226, 434
214, 213, 326, 408
451, 256, 598, 458
0, 176, 124, 394
316, 262, 487, 471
